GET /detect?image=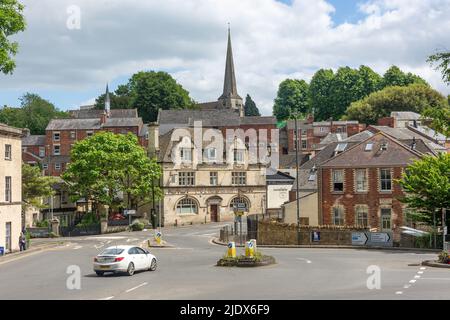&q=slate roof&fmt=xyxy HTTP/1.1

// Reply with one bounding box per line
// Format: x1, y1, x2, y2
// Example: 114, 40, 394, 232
320, 132, 423, 168
391, 111, 421, 120
291, 169, 318, 191
22, 135, 46, 146
158, 109, 276, 135
266, 170, 295, 182
104, 117, 143, 128
69, 108, 138, 119
46, 118, 102, 131
278, 153, 310, 169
